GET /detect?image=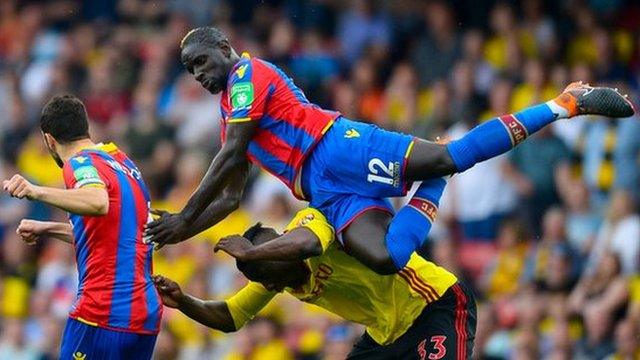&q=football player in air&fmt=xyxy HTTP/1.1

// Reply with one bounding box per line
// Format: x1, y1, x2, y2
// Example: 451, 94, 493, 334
145, 26, 634, 274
